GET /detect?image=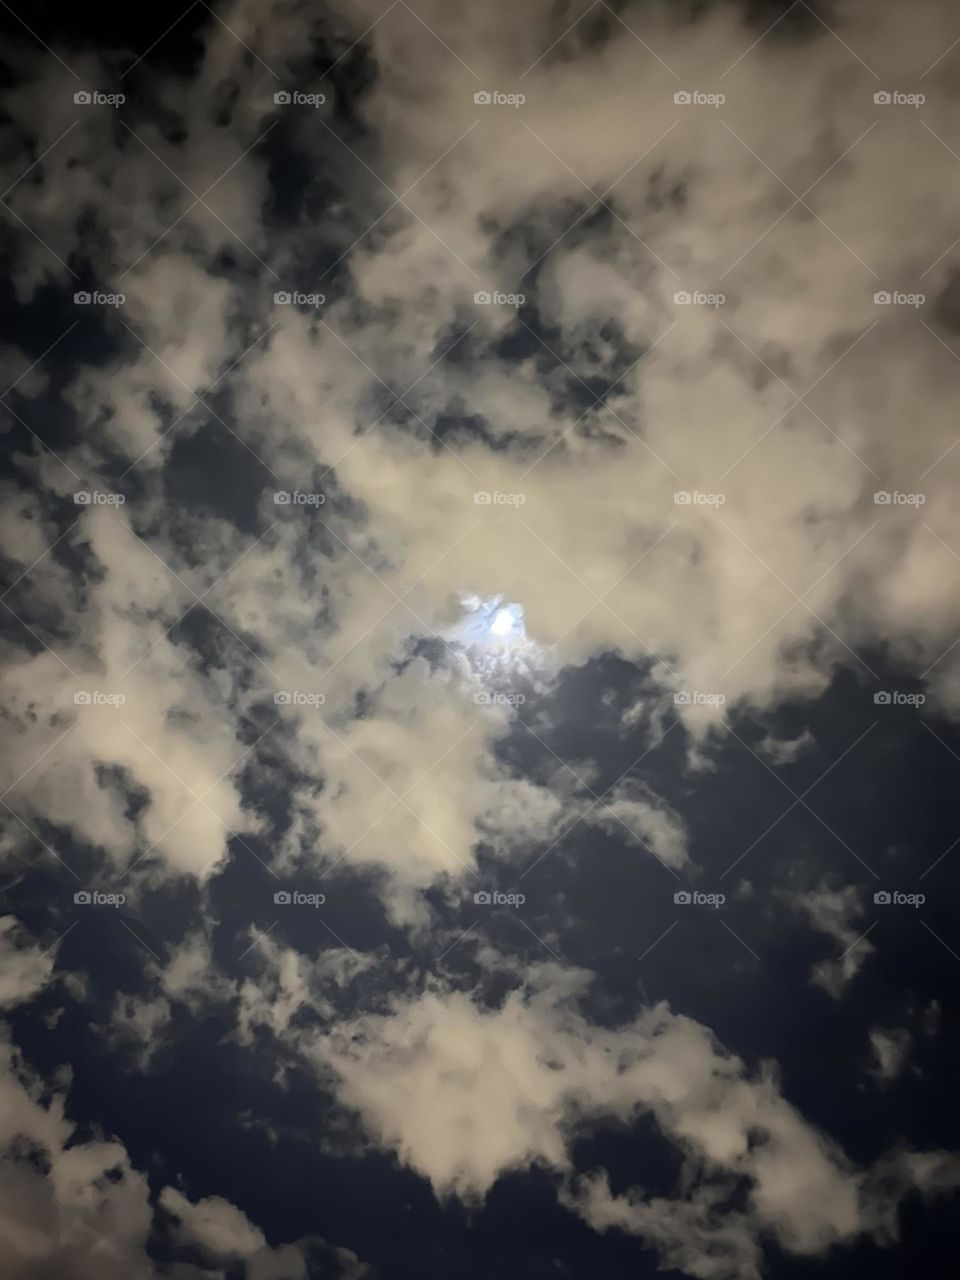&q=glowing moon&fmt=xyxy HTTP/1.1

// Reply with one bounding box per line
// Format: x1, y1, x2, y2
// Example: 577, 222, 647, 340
489, 608, 515, 637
